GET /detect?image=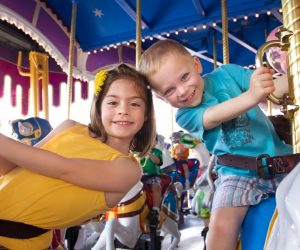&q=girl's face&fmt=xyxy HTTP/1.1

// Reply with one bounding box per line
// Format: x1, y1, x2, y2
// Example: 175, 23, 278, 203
101, 78, 146, 148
